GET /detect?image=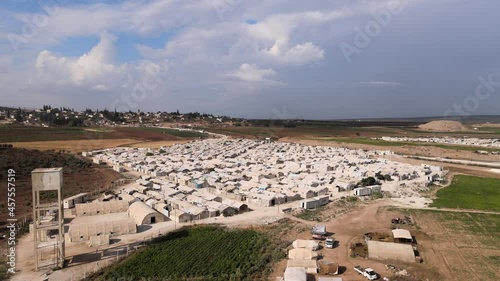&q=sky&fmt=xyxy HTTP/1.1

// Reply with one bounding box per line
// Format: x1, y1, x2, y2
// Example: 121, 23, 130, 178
0, 0, 499, 119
